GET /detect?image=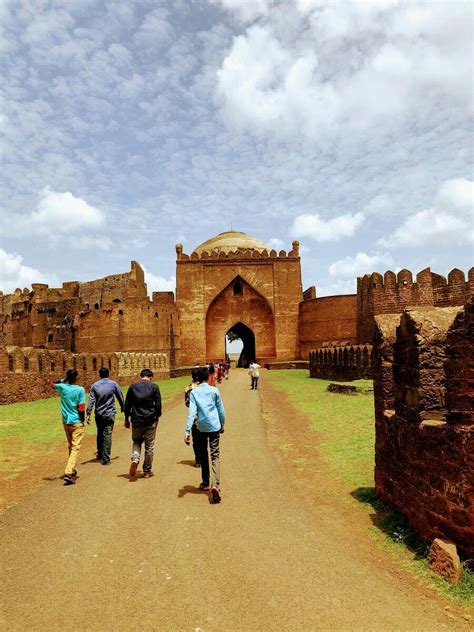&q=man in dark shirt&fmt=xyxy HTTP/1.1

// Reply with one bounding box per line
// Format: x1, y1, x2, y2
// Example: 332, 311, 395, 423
86, 367, 125, 465
124, 368, 162, 479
